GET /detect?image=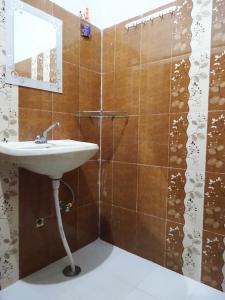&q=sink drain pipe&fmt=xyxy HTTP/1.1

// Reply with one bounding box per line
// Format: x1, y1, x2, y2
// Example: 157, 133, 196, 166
51, 179, 81, 277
